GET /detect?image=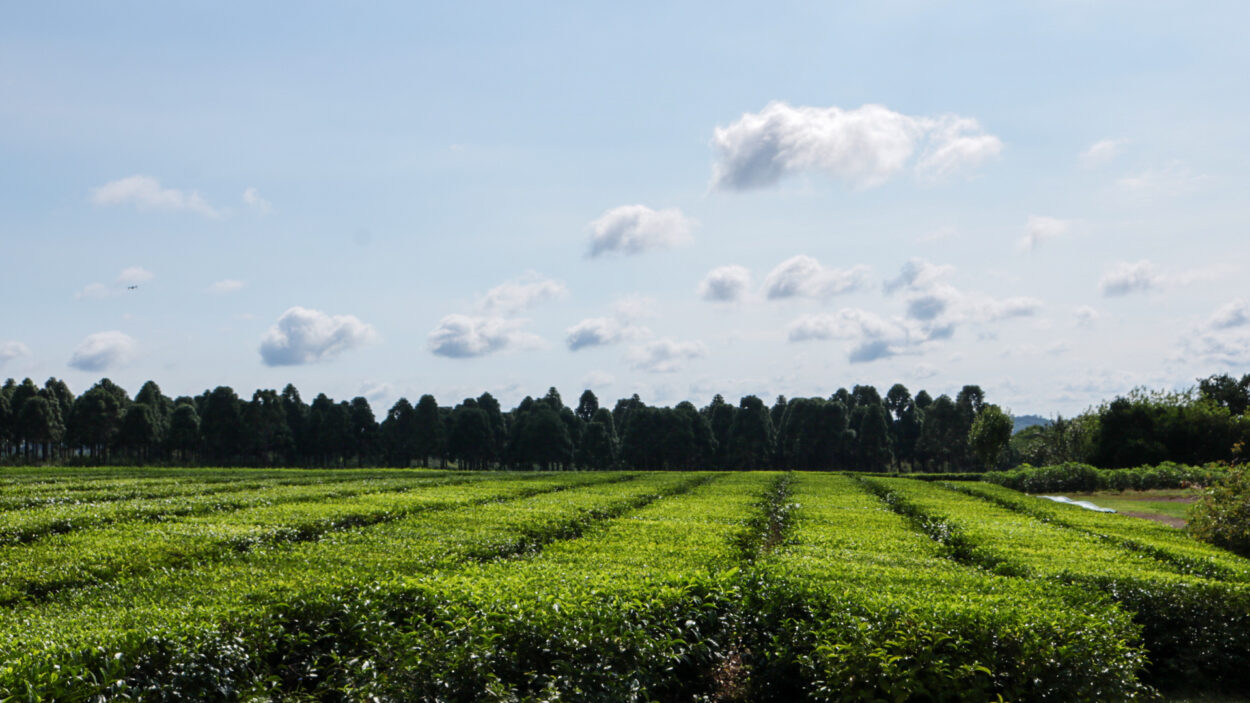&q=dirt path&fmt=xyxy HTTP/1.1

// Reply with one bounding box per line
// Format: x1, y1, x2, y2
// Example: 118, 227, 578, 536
1122, 511, 1187, 529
